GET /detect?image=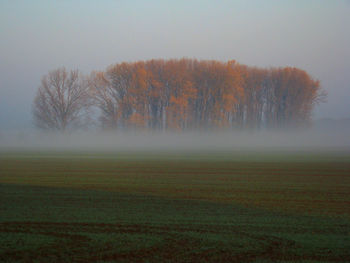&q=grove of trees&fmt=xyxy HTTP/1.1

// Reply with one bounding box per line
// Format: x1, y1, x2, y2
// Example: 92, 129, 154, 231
33, 59, 325, 132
